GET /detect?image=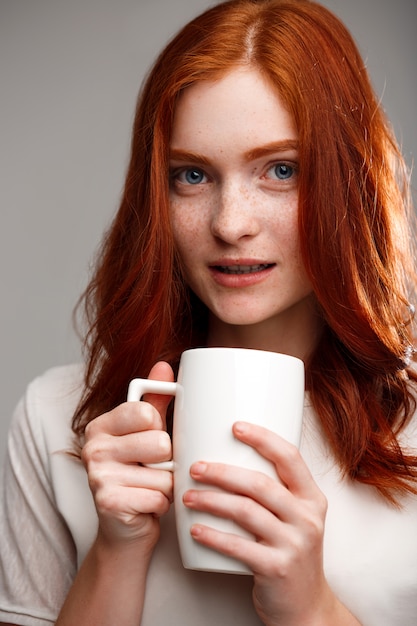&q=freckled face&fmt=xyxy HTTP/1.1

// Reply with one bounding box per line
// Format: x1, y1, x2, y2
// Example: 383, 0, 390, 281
169, 66, 315, 349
